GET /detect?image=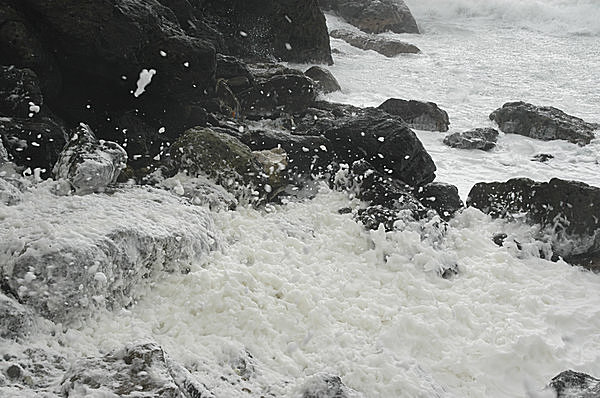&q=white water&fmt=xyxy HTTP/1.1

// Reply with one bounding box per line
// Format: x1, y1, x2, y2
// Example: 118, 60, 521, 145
3, 1, 600, 397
